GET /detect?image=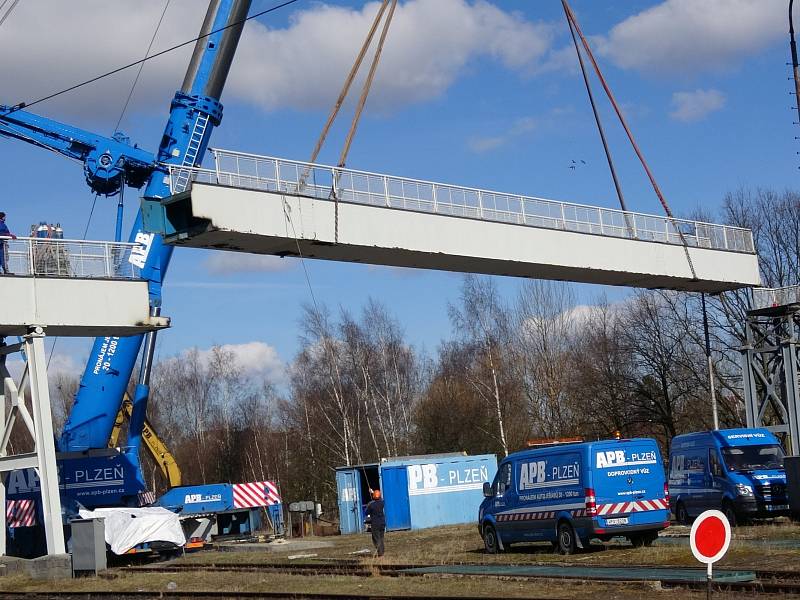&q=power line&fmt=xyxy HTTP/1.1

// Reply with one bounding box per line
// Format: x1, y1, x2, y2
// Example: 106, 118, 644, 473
6, 0, 301, 115
114, 0, 172, 134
